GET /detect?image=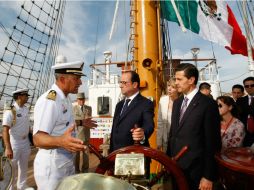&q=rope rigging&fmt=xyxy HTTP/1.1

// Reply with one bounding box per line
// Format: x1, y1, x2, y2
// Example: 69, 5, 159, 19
0, 0, 65, 107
